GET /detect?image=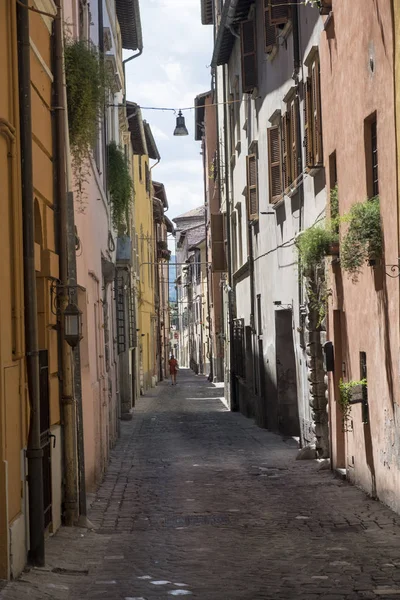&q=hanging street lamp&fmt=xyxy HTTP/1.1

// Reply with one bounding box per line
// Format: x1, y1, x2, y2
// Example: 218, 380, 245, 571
173, 110, 189, 136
